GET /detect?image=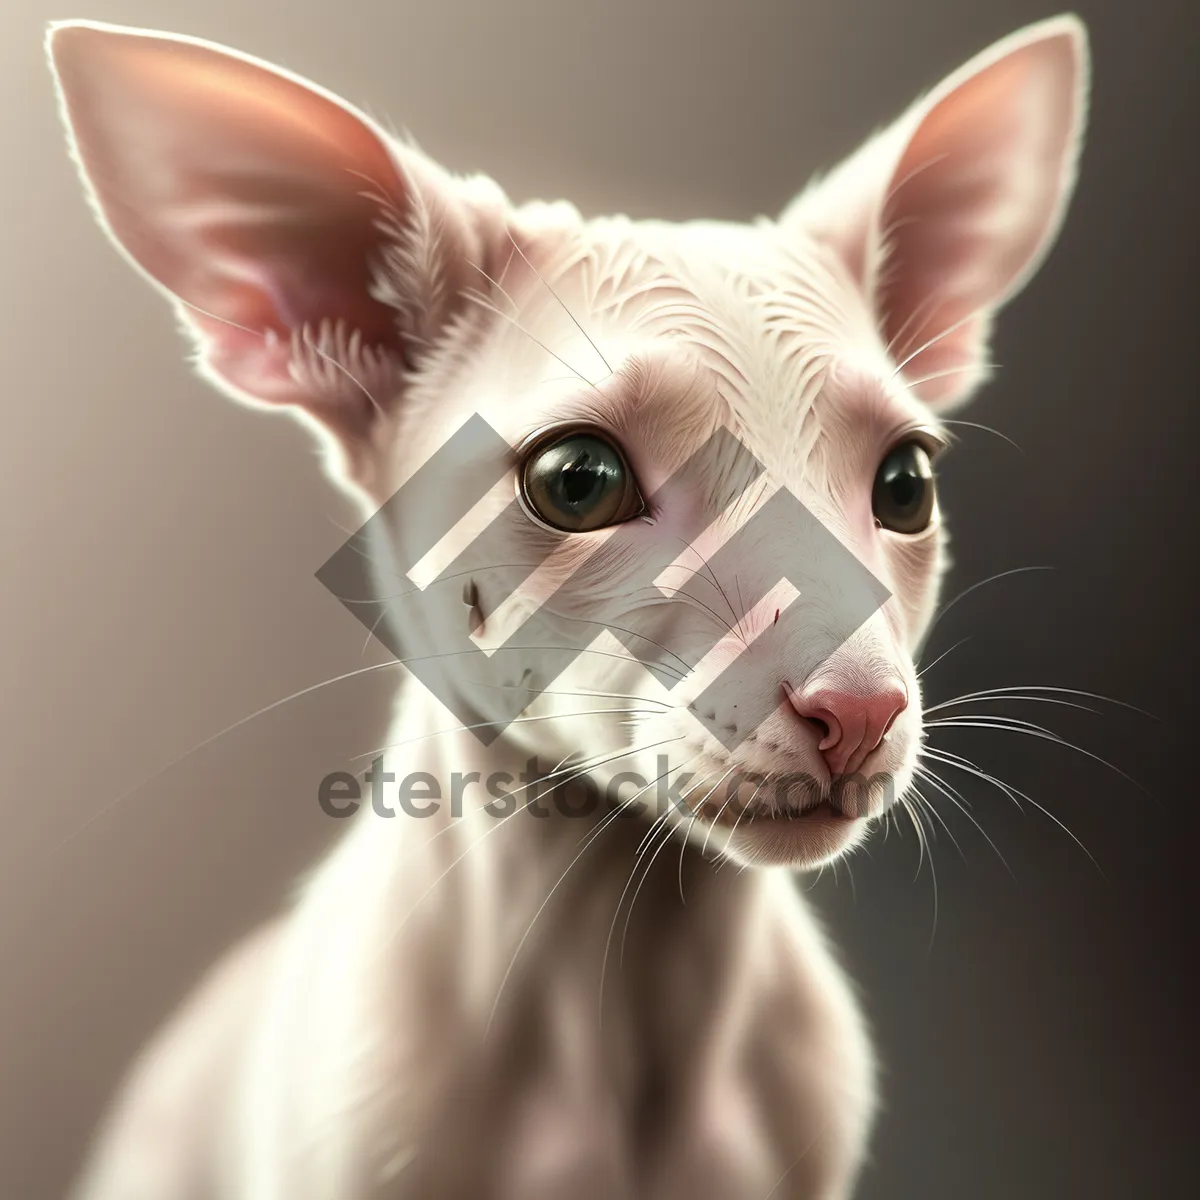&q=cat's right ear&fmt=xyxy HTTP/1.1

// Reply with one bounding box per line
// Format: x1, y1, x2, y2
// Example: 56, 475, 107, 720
47, 21, 504, 464
783, 15, 1088, 411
